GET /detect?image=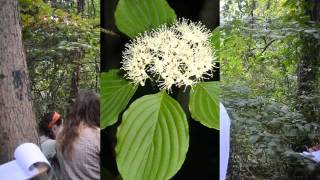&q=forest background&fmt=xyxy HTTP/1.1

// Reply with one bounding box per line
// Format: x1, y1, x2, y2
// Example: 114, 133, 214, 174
0, 0, 100, 175
20, 0, 100, 118
221, 0, 320, 179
